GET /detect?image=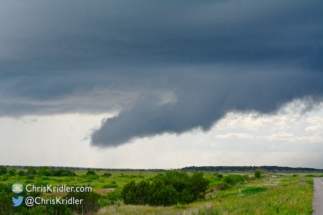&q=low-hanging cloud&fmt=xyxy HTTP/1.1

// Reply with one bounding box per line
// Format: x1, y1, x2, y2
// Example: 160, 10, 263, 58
91, 65, 323, 147
0, 1, 322, 147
